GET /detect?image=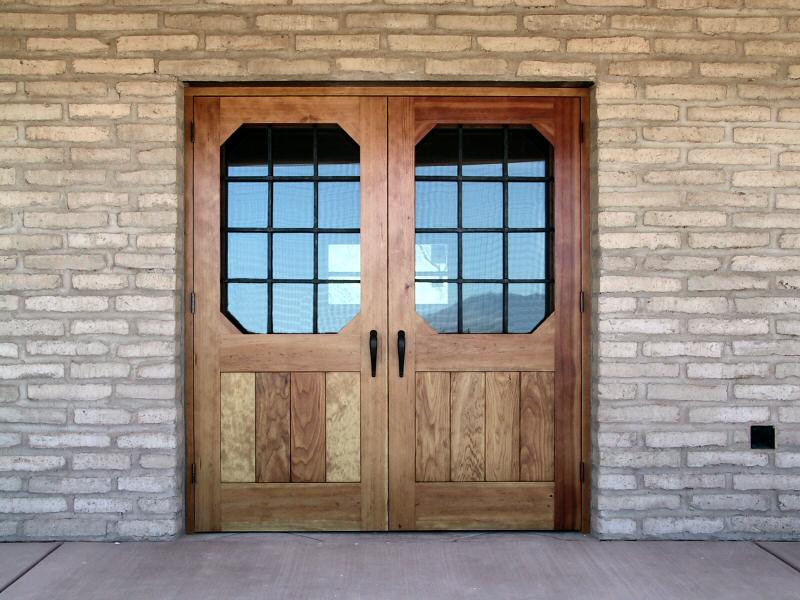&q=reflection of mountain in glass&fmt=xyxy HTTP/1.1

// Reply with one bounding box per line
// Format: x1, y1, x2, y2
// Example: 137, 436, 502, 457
418, 291, 547, 334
